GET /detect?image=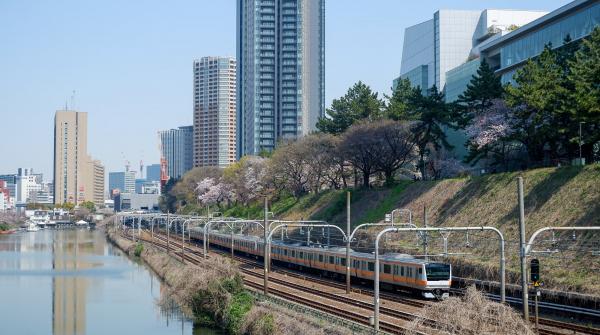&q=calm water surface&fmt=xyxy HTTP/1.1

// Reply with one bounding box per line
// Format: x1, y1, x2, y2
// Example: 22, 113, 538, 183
0, 228, 220, 335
